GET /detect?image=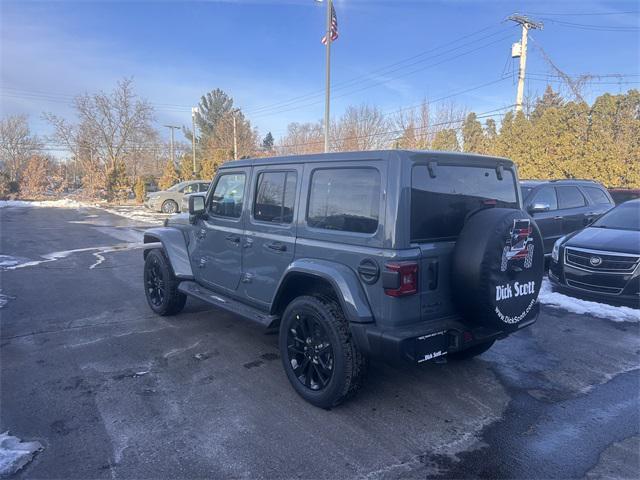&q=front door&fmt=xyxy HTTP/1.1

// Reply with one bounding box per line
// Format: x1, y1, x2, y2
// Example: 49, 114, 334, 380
242, 165, 301, 306
192, 169, 249, 293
